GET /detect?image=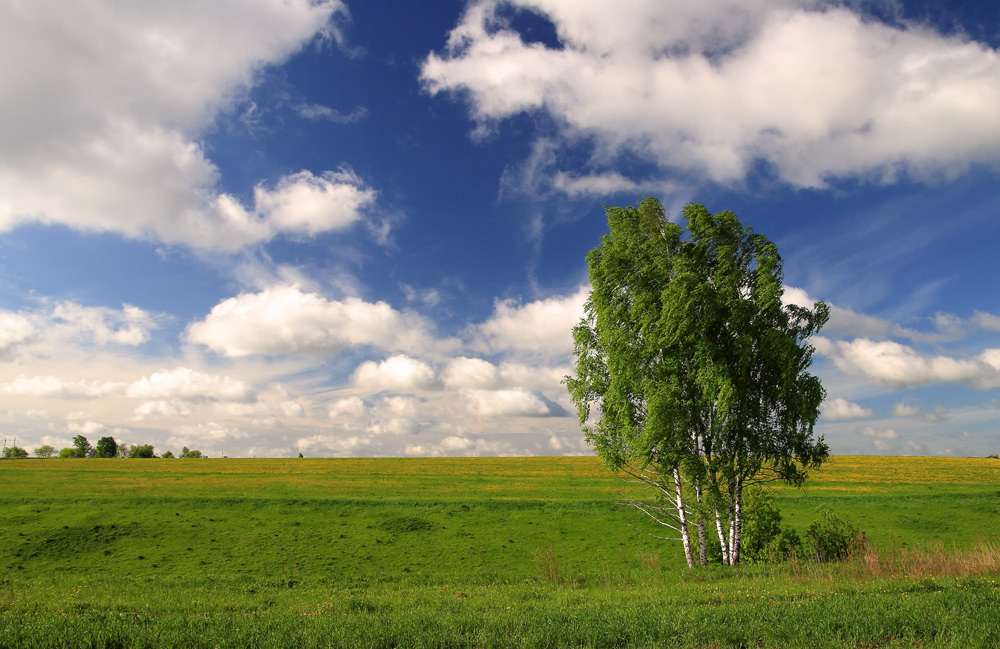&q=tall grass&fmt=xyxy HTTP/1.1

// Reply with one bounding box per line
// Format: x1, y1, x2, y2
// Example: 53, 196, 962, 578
848, 537, 1000, 580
